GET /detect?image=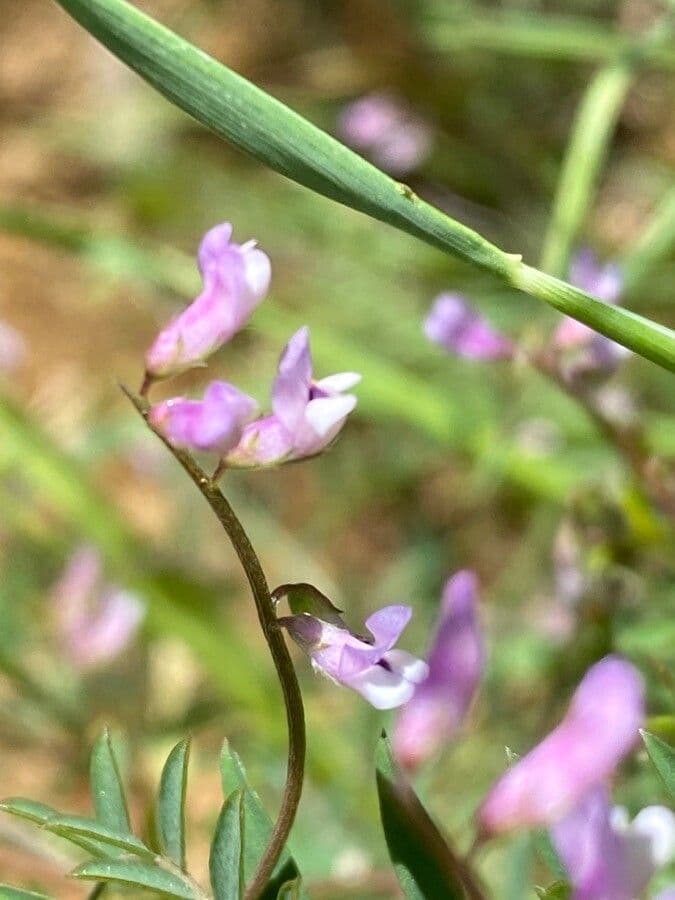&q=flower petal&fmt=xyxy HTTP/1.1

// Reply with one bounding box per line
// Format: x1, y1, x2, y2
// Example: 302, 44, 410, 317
272, 327, 313, 432
344, 663, 418, 710
304, 394, 357, 438
314, 372, 362, 393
